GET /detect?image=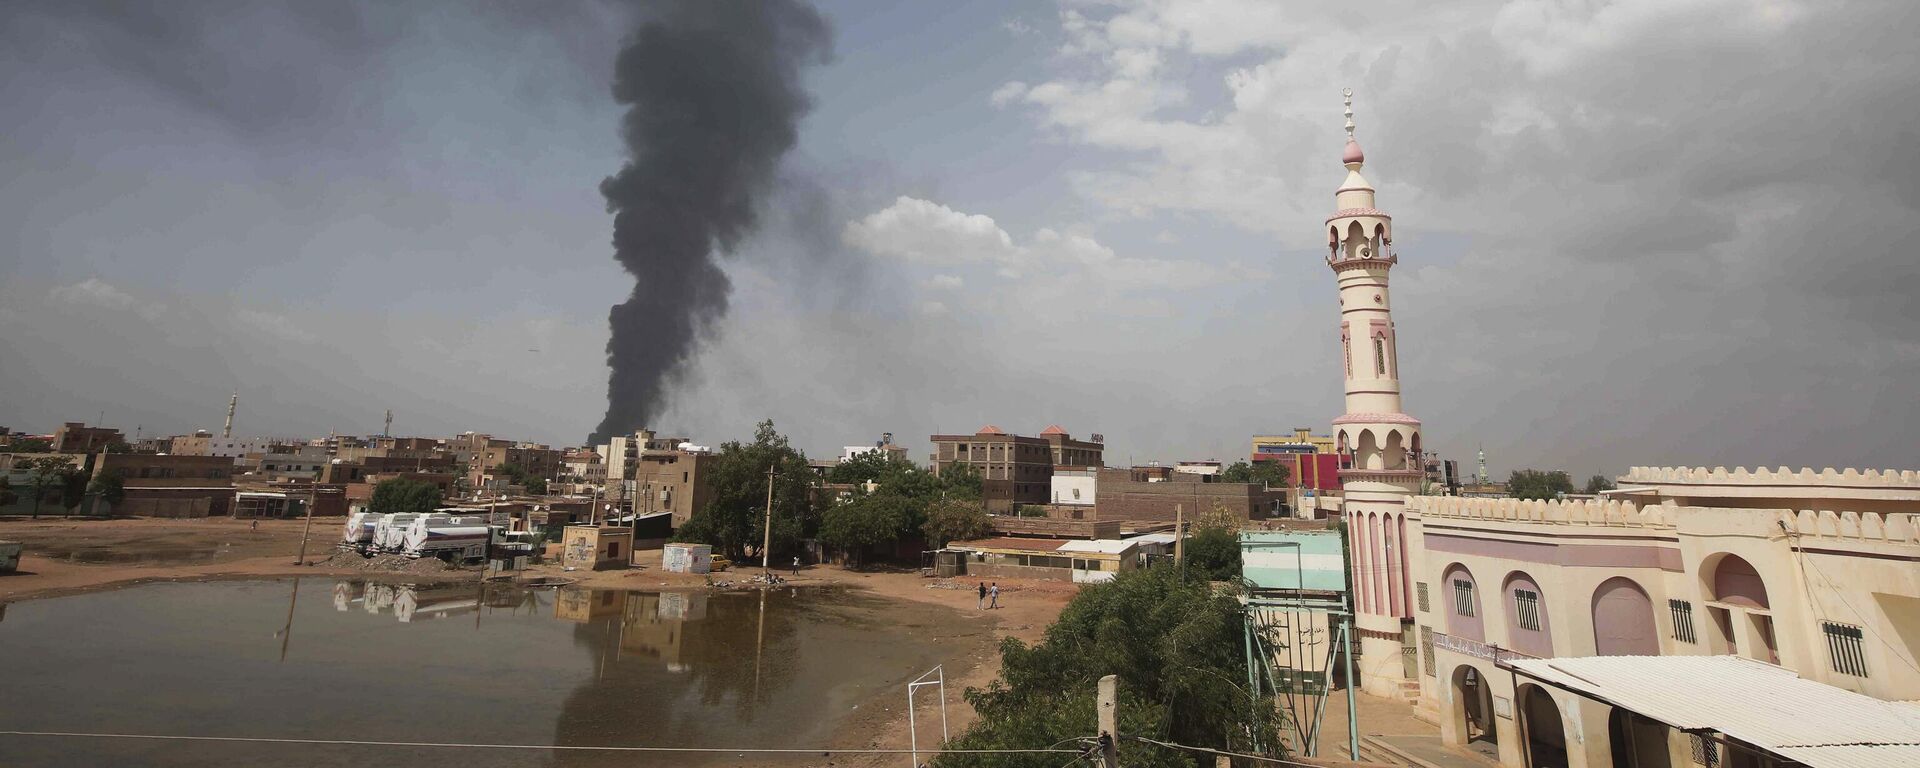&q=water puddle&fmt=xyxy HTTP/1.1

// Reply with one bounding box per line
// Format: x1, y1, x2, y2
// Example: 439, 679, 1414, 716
0, 579, 965, 766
